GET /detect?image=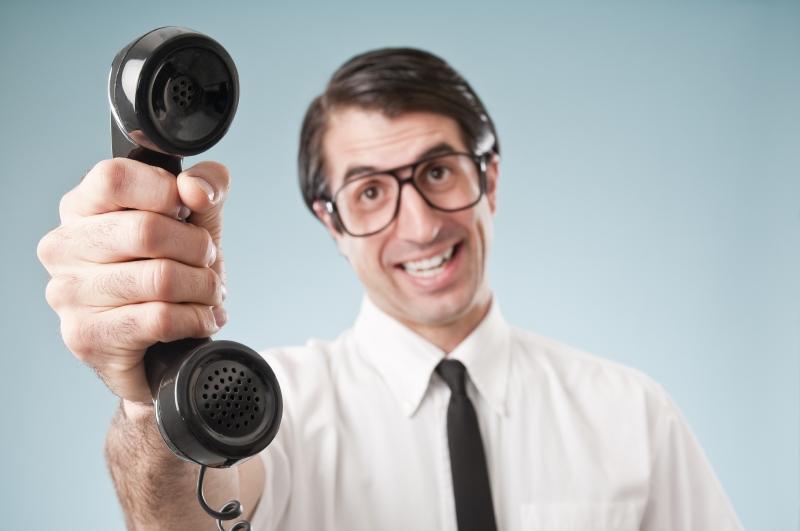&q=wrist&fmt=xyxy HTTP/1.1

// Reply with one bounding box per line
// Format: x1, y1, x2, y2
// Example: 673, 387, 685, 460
122, 398, 155, 422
